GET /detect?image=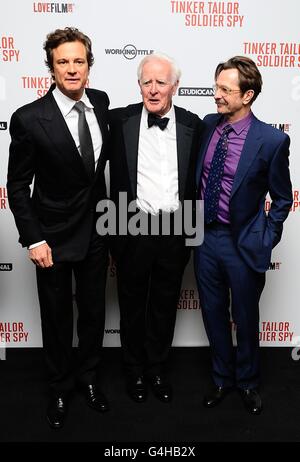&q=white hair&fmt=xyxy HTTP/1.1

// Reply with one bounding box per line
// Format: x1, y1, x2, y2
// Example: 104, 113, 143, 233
137, 52, 181, 84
